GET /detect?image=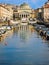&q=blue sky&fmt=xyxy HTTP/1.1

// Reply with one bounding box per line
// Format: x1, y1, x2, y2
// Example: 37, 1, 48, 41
0, 0, 47, 9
